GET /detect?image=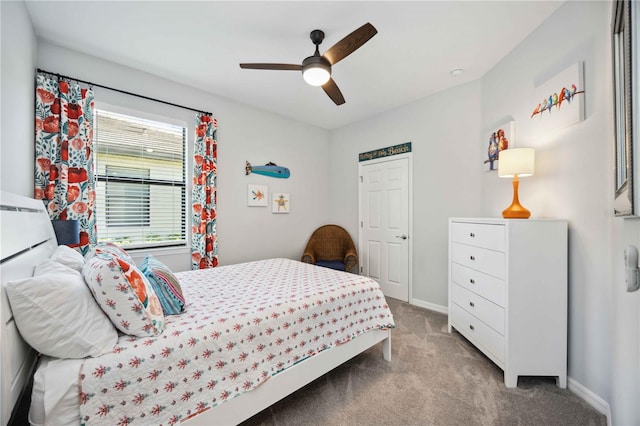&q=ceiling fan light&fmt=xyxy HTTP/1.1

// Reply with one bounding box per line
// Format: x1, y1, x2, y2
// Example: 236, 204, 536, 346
302, 56, 331, 86
303, 65, 330, 86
